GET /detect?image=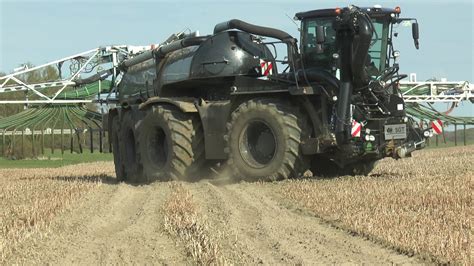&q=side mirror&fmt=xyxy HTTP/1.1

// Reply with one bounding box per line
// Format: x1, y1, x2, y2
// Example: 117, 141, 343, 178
412, 22, 419, 49
316, 25, 326, 44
